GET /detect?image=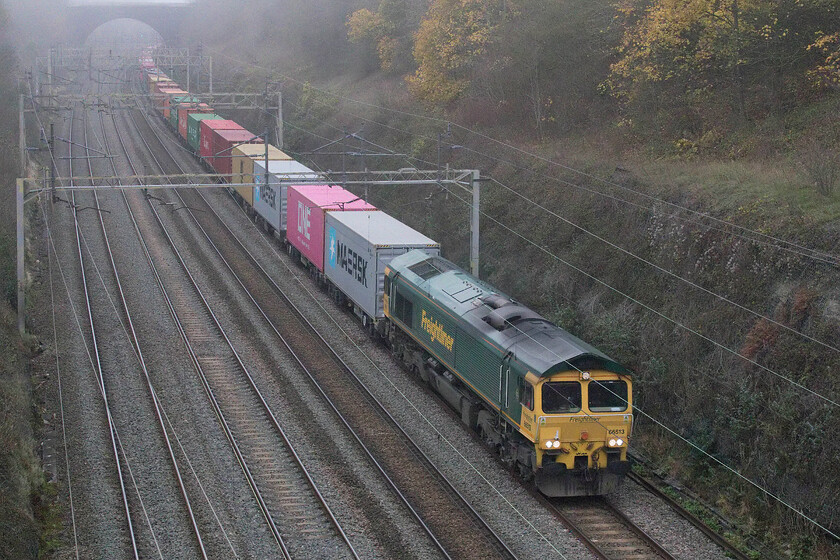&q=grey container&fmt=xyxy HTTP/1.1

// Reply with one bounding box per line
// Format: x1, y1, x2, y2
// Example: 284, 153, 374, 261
253, 159, 323, 231
324, 210, 440, 320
